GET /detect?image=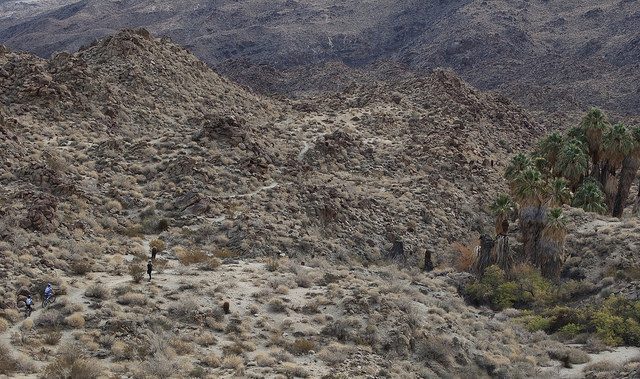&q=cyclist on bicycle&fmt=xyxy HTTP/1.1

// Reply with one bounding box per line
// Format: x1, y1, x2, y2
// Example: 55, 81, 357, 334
25, 295, 33, 313
44, 283, 54, 299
